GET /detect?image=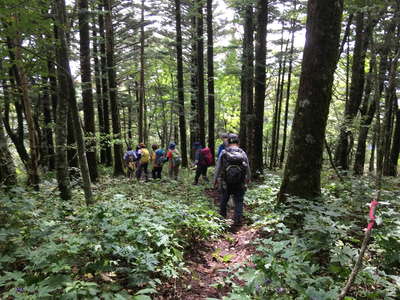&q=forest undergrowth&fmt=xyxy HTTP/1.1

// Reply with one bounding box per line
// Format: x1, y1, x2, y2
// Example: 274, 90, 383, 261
1, 169, 400, 299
